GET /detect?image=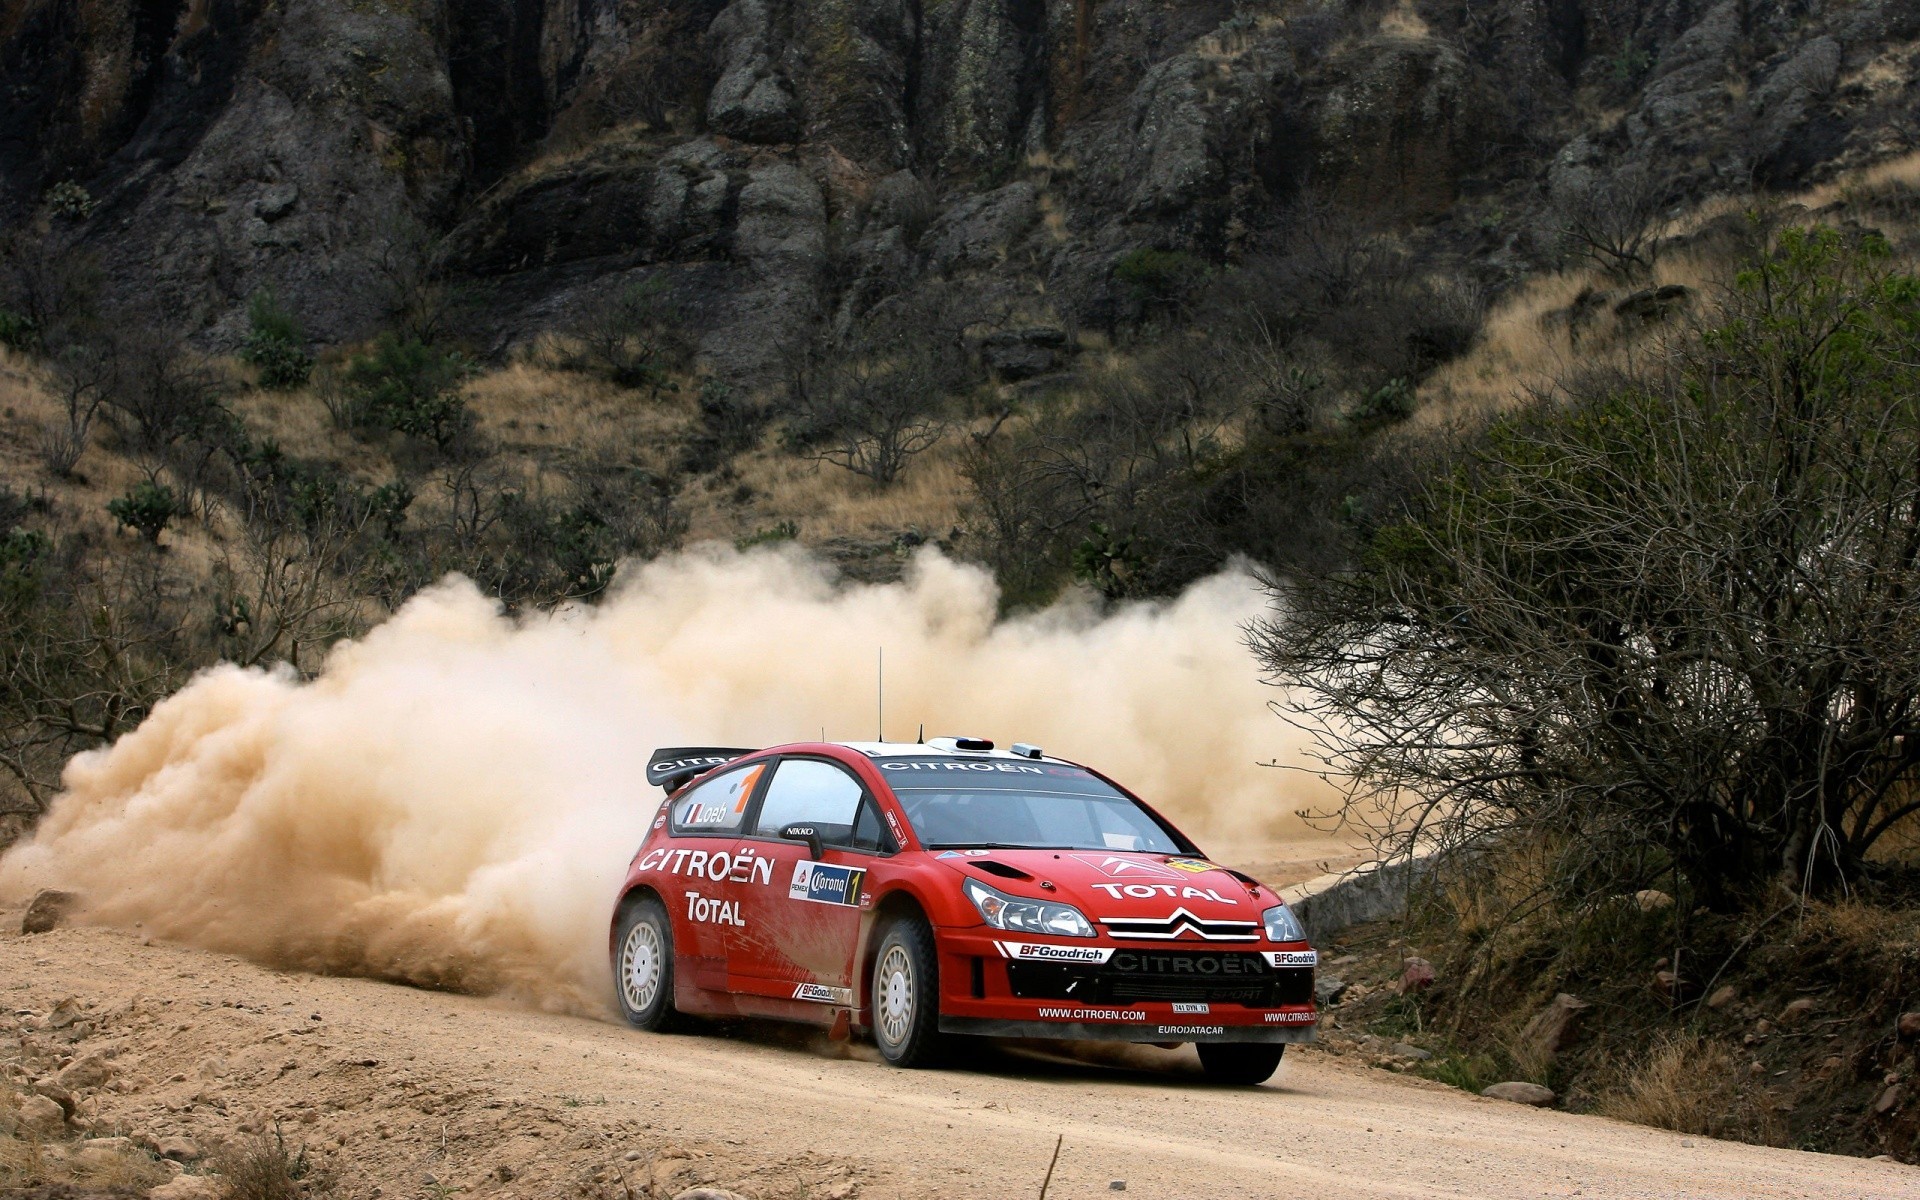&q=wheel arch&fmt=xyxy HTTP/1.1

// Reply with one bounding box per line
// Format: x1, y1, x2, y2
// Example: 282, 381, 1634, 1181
859, 888, 931, 1019
610, 884, 666, 954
